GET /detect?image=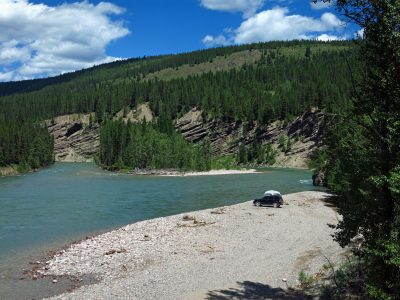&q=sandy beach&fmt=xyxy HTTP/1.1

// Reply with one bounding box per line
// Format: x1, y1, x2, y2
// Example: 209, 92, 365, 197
164, 169, 258, 176
127, 168, 258, 176
42, 191, 345, 300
